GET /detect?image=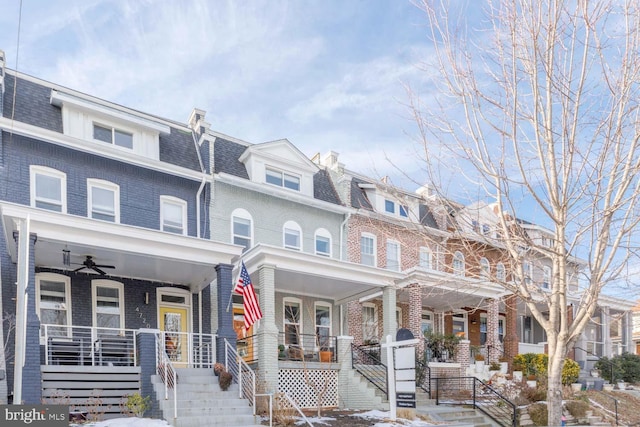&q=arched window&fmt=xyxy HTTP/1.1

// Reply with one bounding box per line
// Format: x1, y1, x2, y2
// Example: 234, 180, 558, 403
453, 251, 465, 276
283, 221, 302, 251
419, 247, 433, 270
88, 178, 120, 222
160, 195, 187, 235
30, 165, 67, 212
231, 208, 253, 252
480, 258, 490, 278
92, 279, 125, 330
496, 262, 506, 282
36, 273, 72, 340
284, 297, 302, 345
